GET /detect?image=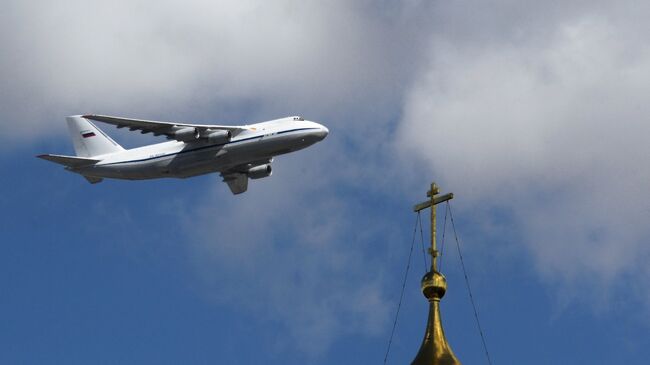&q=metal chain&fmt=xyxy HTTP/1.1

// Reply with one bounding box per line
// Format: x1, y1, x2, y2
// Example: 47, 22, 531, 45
439, 202, 449, 272
383, 213, 420, 364
448, 202, 494, 365
417, 212, 428, 272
